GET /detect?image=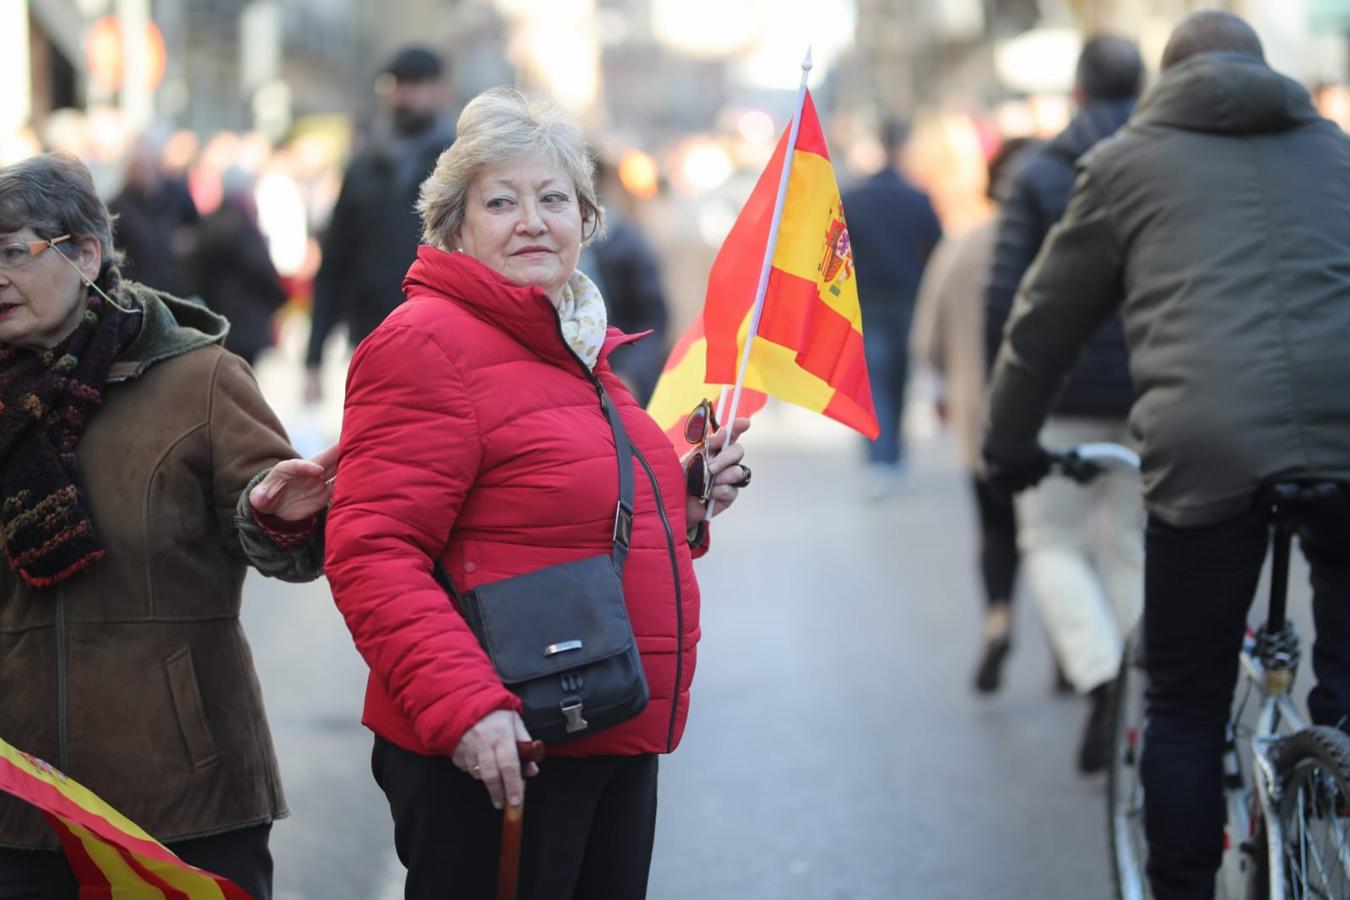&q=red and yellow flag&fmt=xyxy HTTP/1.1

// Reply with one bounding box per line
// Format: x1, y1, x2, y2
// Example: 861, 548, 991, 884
0, 737, 251, 898
702, 89, 878, 439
